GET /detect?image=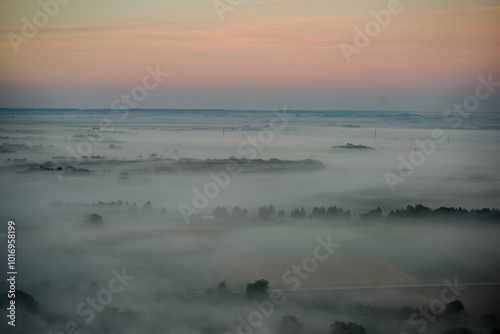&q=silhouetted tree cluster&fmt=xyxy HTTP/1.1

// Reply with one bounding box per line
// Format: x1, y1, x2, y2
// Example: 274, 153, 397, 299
213, 206, 229, 219
118, 171, 129, 178
215, 281, 230, 294
258, 205, 275, 219
141, 200, 152, 212
64, 166, 91, 173
231, 206, 248, 218
0, 290, 39, 315
19, 164, 91, 173
331, 321, 366, 334
444, 300, 465, 316
387, 204, 500, 221
82, 213, 103, 225
206, 280, 233, 300
213, 206, 249, 219
92, 200, 124, 208
280, 314, 305, 334
65, 200, 160, 214
246, 279, 269, 300
291, 207, 307, 218
310, 206, 351, 220
154, 165, 175, 173
126, 202, 138, 212
360, 207, 384, 221
1, 142, 42, 152
53, 198, 500, 224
